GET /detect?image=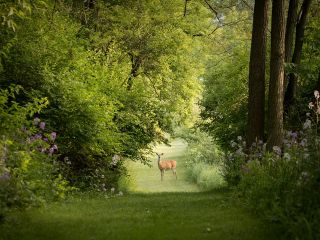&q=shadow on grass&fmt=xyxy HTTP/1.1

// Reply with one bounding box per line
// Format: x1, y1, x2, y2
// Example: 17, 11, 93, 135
1, 189, 284, 240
